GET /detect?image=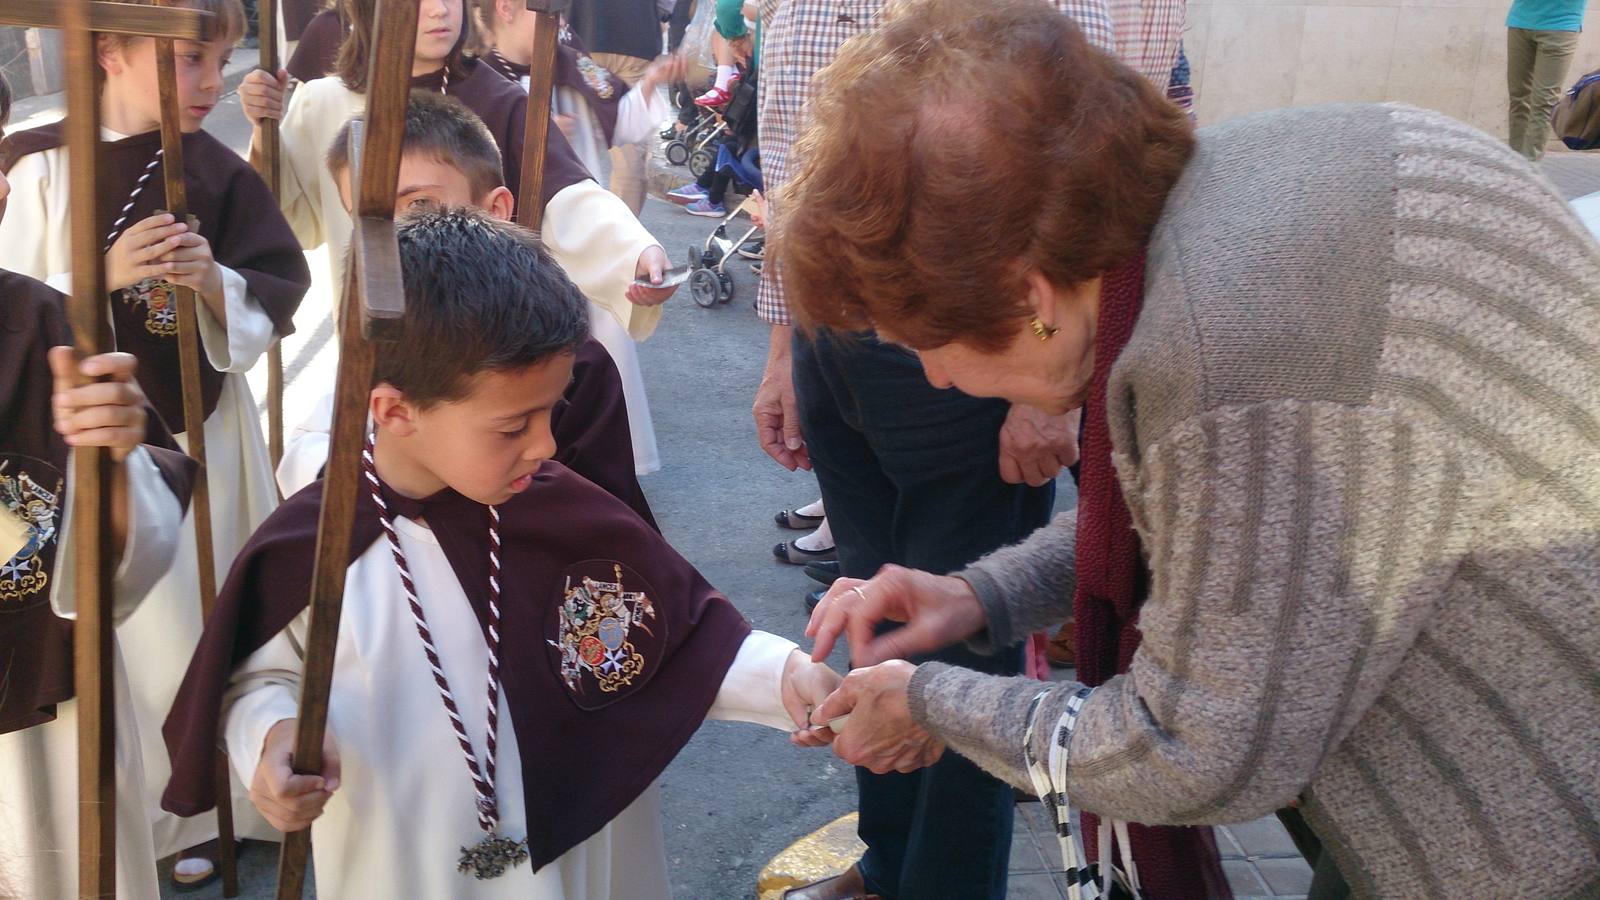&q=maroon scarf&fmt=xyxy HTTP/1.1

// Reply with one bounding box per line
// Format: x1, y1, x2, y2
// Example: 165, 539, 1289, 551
1074, 253, 1232, 899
